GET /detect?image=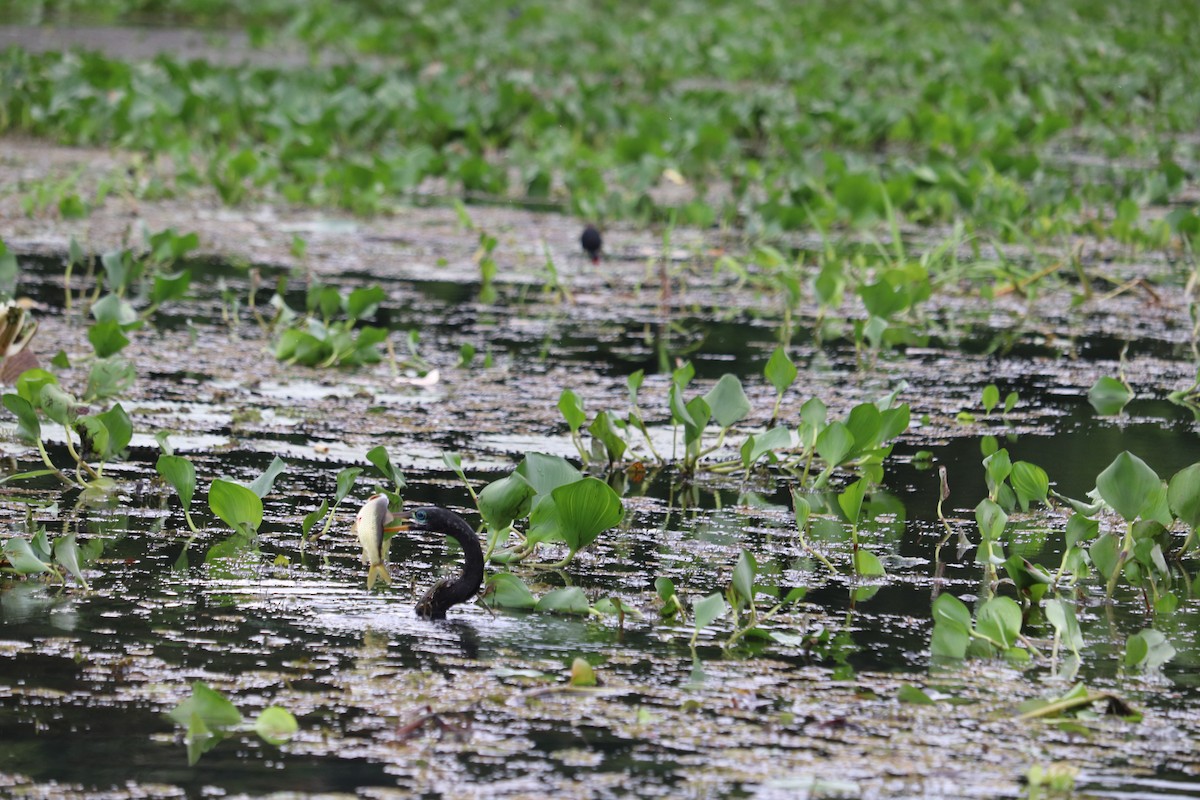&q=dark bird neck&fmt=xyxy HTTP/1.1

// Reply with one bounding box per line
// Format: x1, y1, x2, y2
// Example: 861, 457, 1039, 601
415, 512, 484, 620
